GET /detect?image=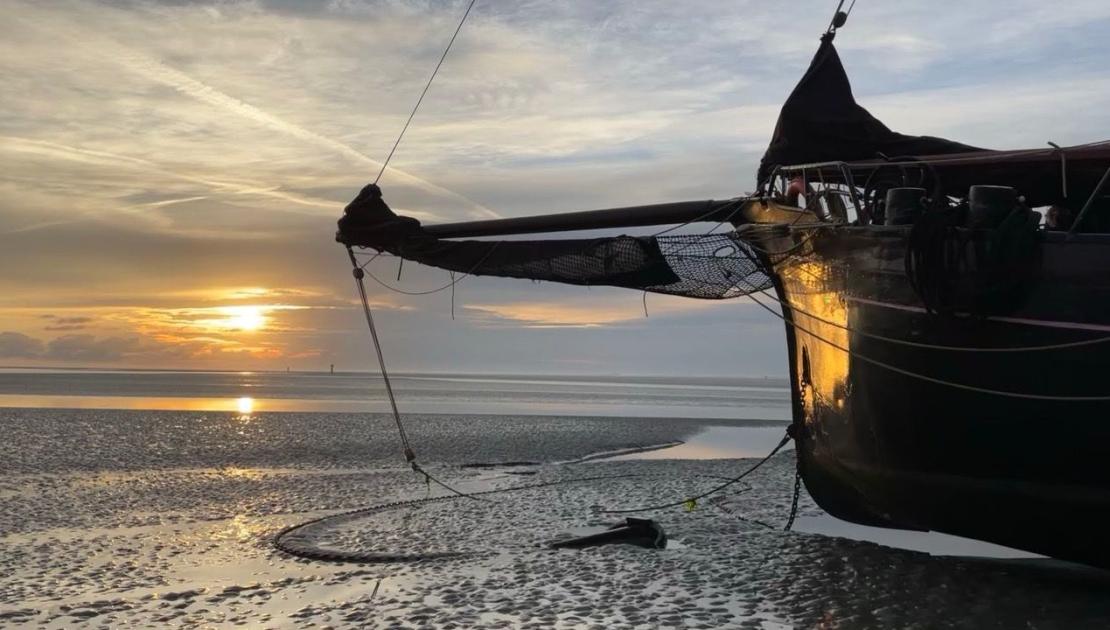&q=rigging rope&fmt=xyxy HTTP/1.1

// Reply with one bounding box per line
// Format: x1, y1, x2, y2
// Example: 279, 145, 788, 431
752, 278, 1110, 353
348, 249, 412, 462
352, 241, 502, 296
348, 247, 492, 502
373, 0, 479, 185
346, 0, 497, 502
745, 291, 1110, 401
